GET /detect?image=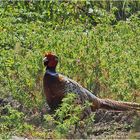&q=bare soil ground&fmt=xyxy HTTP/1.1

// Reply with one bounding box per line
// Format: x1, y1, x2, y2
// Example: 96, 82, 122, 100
92, 110, 140, 139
